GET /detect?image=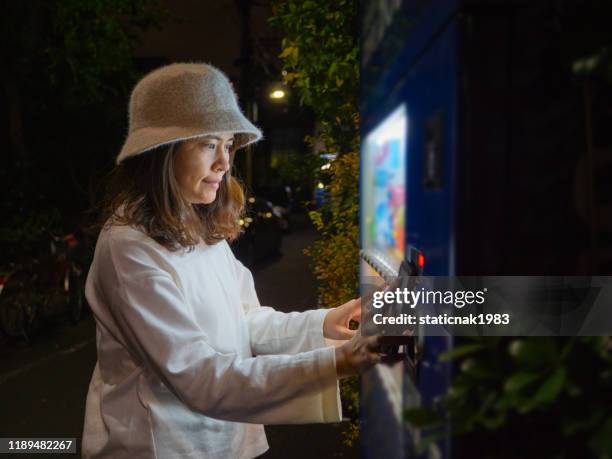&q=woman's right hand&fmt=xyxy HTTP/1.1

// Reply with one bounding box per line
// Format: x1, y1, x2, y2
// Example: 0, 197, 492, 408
334, 330, 412, 379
